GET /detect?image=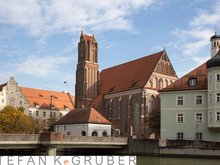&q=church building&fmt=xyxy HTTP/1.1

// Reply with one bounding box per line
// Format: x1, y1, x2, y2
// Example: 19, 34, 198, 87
75, 32, 178, 138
